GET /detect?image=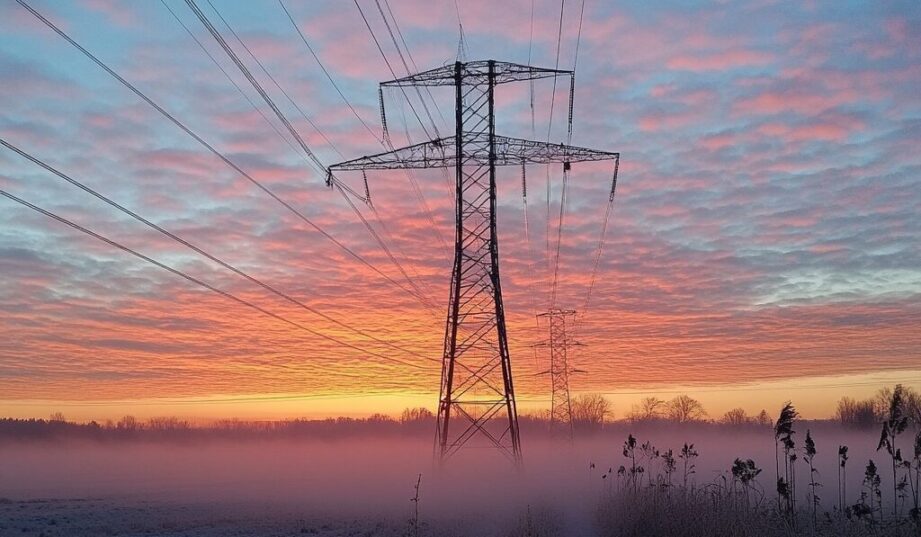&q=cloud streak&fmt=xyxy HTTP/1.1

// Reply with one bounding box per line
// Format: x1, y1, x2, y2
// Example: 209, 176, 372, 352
0, 0, 919, 417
